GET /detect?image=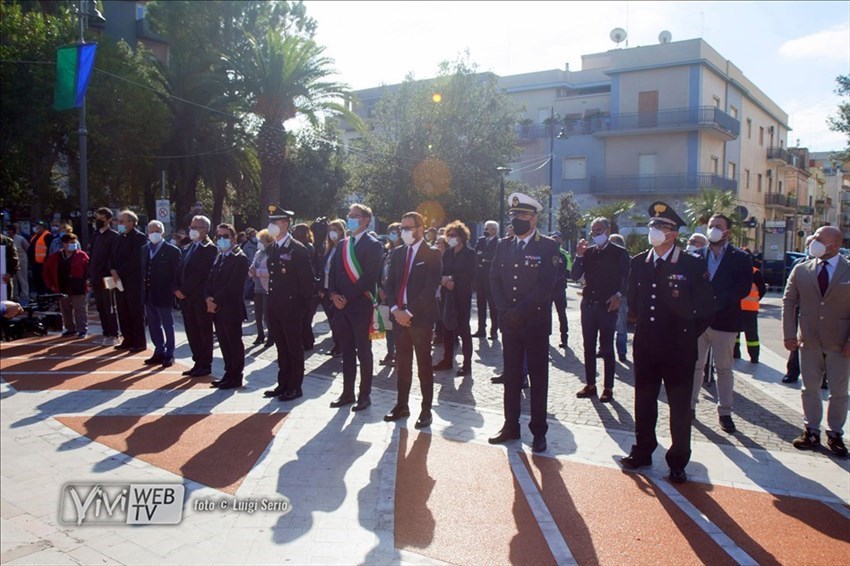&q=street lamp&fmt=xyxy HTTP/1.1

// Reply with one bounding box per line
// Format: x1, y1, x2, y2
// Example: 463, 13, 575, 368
496, 166, 512, 236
